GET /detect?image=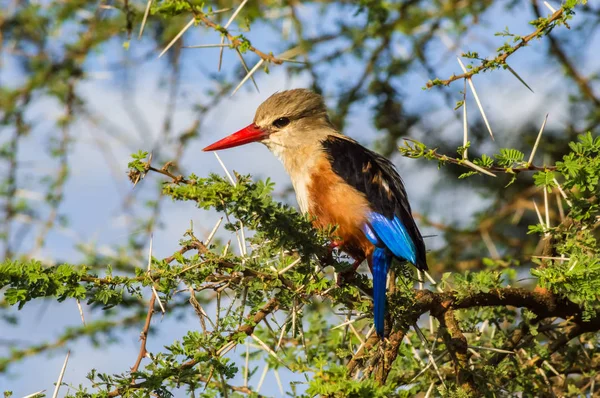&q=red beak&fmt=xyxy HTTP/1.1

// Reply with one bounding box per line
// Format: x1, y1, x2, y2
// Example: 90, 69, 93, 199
202, 124, 267, 151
